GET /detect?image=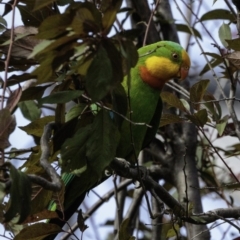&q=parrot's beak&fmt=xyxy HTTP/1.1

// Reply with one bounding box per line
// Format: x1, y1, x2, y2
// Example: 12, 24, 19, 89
179, 50, 191, 80
179, 65, 189, 80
